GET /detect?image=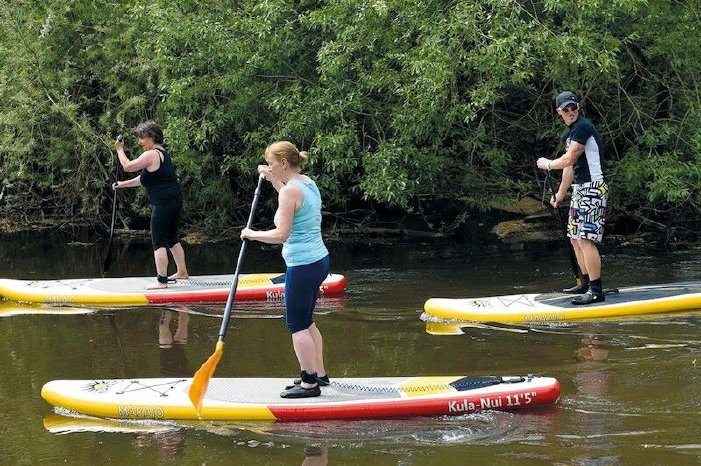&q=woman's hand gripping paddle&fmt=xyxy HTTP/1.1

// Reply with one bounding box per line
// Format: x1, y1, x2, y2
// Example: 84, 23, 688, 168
188, 174, 265, 413
102, 134, 123, 275
545, 172, 582, 286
